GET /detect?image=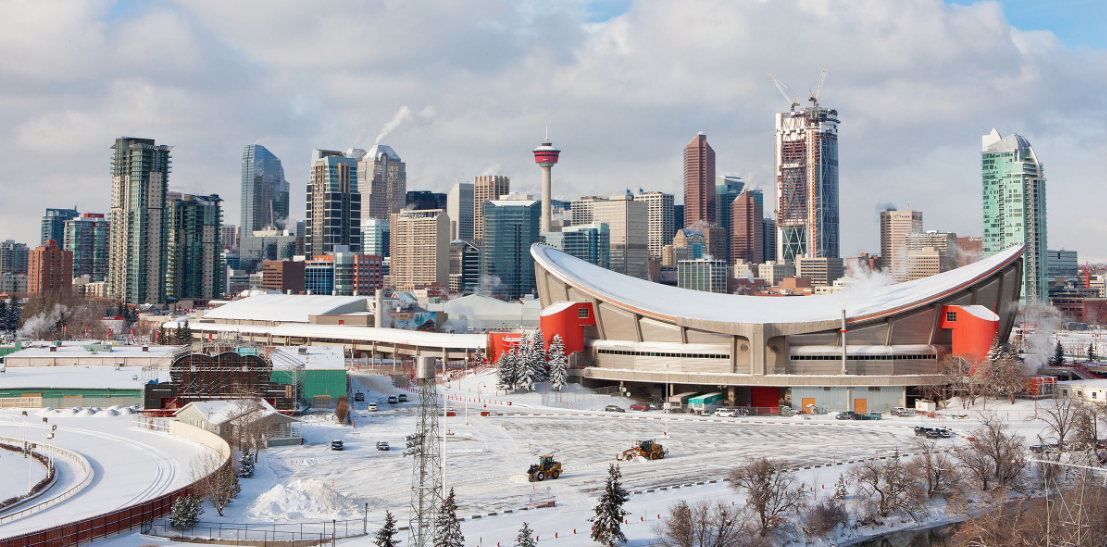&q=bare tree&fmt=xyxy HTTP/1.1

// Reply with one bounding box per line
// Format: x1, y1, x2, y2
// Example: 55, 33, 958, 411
982, 355, 1028, 405
848, 452, 921, 518
953, 413, 1026, 492
652, 500, 751, 547
1070, 401, 1102, 451
189, 449, 239, 516
908, 438, 961, 498
335, 395, 350, 425
225, 398, 268, 454
801, 497, 849, 537
725, 458, 804, 537
1036, 396, 1082, 450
